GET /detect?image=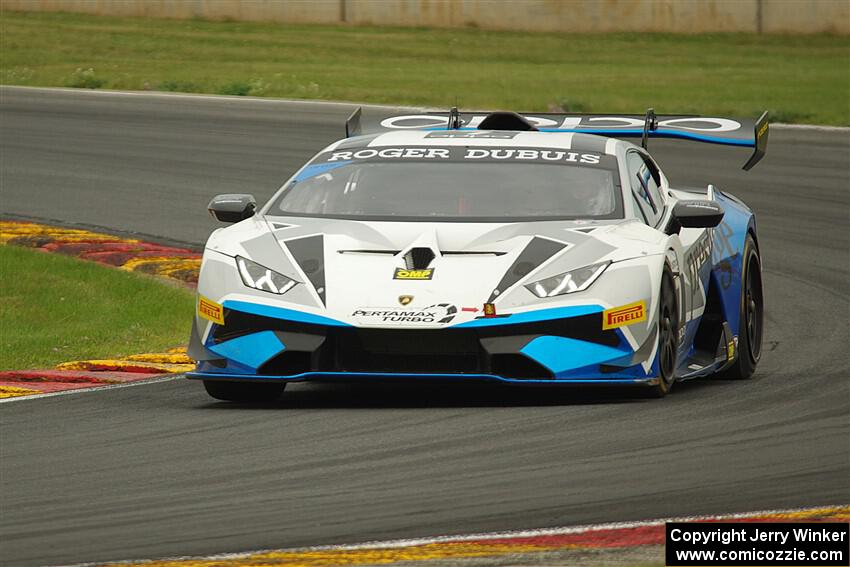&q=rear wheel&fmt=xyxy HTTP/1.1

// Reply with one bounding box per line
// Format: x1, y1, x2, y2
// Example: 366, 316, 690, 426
717, 234, 763, 380
646, 268, 679, 398
203, 380, 286, 402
